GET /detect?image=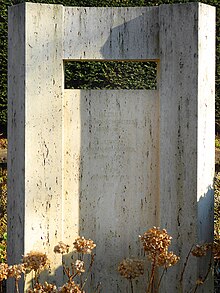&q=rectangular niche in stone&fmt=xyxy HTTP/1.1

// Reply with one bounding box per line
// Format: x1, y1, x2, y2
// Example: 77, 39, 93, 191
64, 61, 158, 90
